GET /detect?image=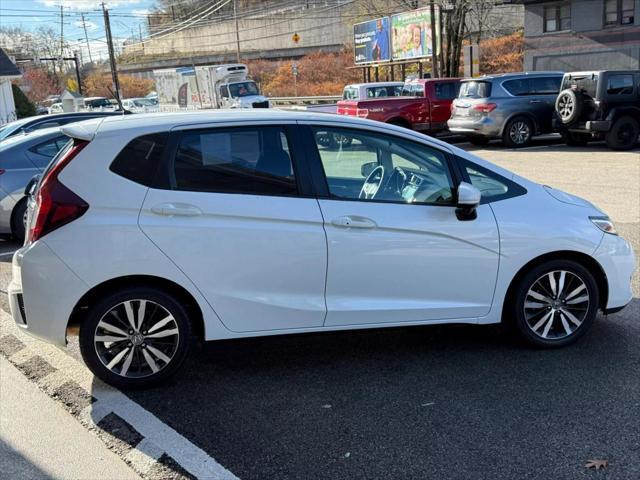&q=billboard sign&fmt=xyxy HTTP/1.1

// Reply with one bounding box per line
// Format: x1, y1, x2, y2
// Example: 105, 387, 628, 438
353, 17, 391, 65
391, 7, 438, 61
